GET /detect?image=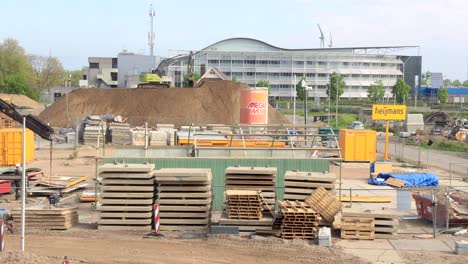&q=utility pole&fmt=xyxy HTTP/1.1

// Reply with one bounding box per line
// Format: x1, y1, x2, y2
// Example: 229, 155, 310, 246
148, 4, 155, 56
